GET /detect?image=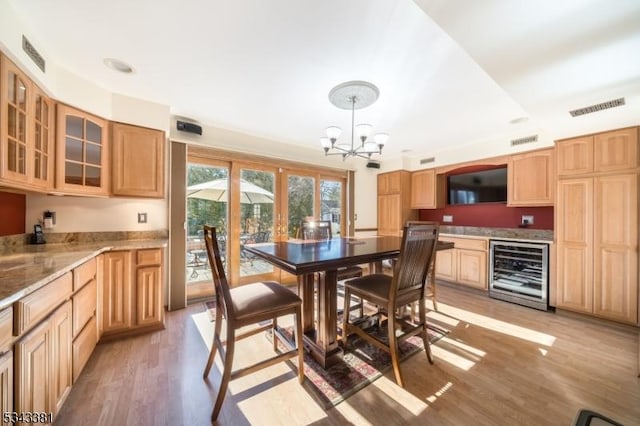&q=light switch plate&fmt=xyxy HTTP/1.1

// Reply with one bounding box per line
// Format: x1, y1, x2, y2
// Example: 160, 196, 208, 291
443, 215, 453, 223
138, 212, 148, 224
